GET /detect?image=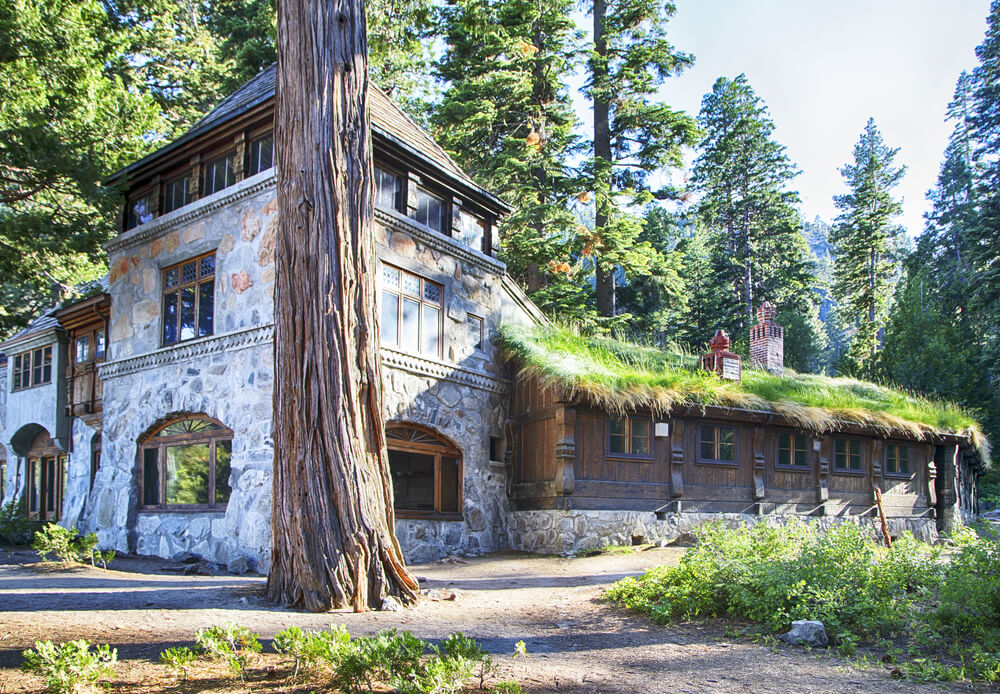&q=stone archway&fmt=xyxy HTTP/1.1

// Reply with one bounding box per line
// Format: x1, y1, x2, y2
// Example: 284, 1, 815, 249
11, 425, 66, 521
